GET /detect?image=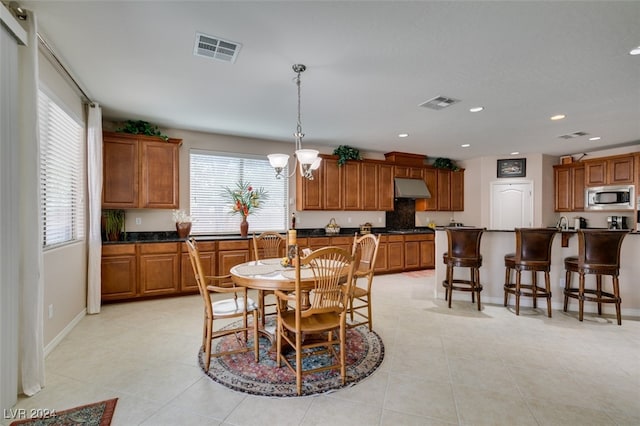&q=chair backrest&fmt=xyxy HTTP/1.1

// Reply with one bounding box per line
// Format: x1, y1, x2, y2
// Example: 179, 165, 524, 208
446, 227, 485, 259
351, 233, 381, 276
252, 231, 287, 260
186, 238, 214, 317
515, 227, 557, 263
577, 229, 629, 268
296, 246, 357, 318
